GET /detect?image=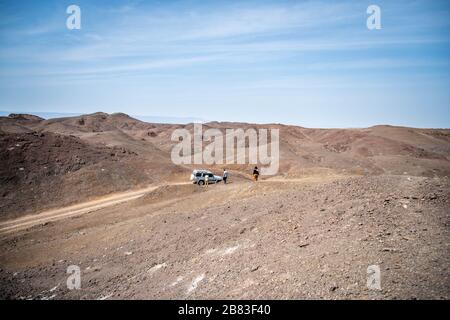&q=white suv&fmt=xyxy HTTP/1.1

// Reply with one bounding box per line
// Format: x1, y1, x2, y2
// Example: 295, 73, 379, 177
190, 170, 223, 185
